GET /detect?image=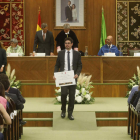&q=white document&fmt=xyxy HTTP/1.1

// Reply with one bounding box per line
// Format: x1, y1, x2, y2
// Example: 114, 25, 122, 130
7, 53, 19, 57
104, 53, 116, 56
35, 53, 46, 57
134, 53, 140, 56
54, 70, 76, 87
